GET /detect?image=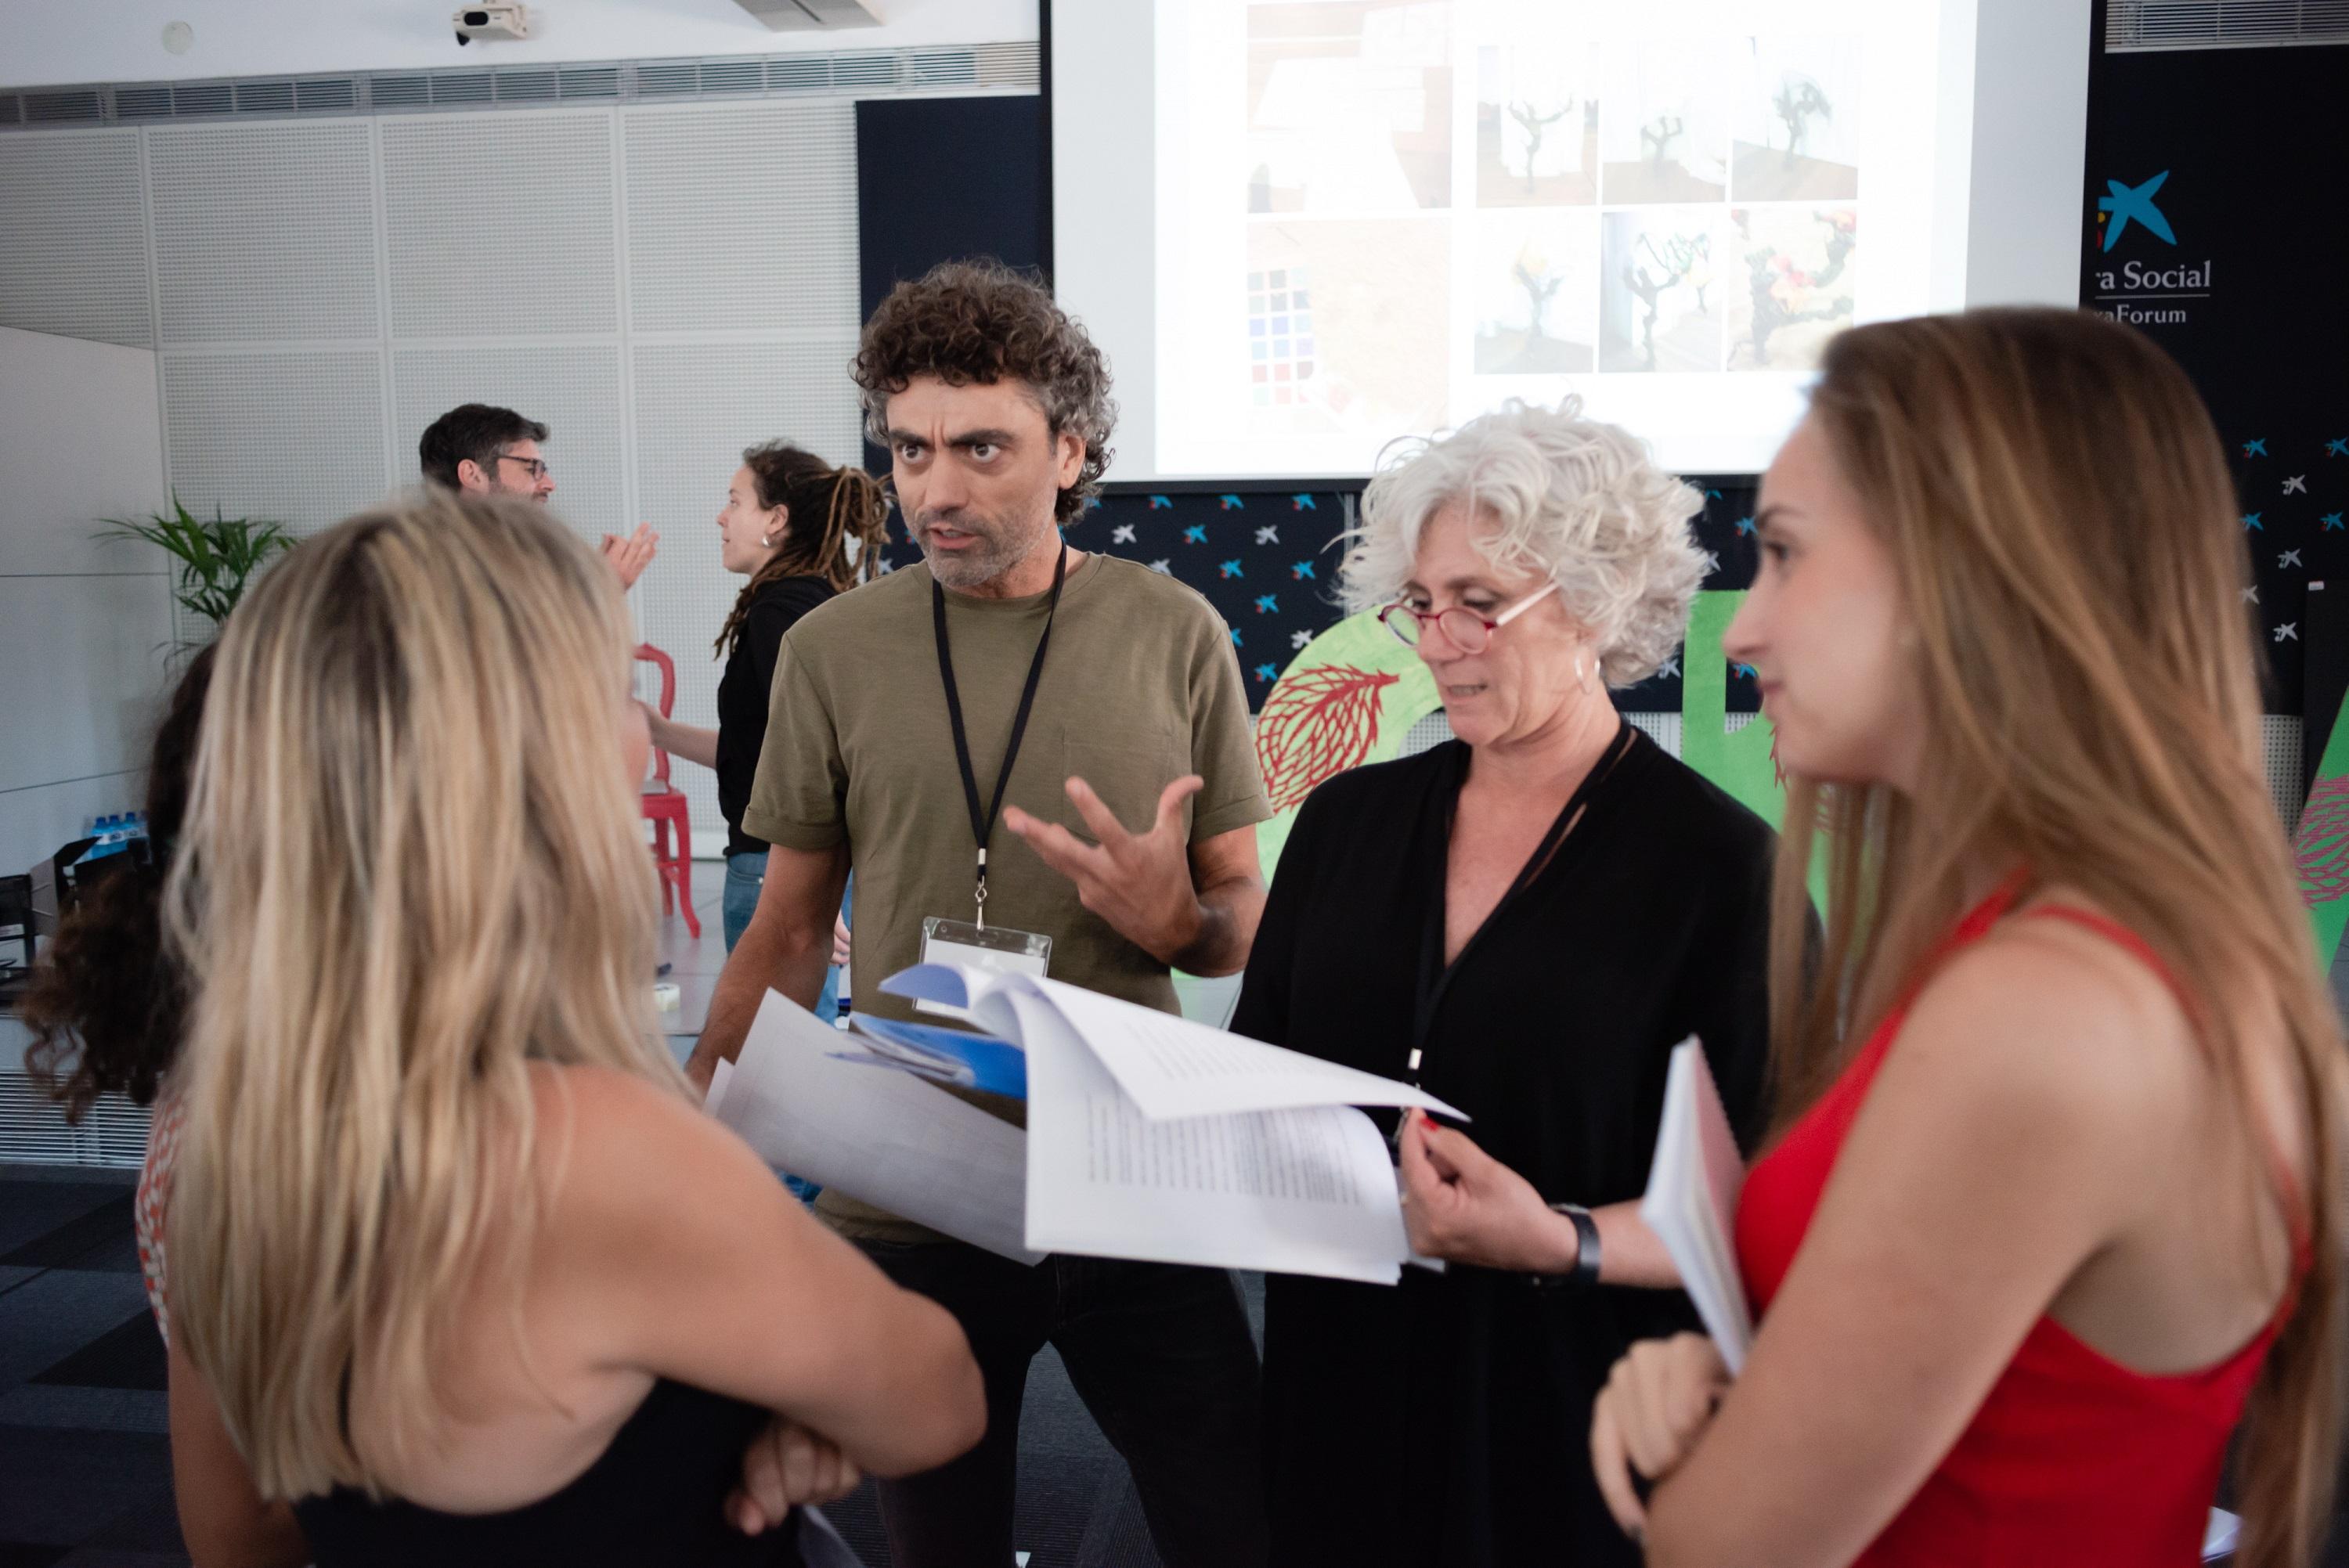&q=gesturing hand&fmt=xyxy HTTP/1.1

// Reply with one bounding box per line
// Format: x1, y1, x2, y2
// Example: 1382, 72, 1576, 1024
1589, 1332, 1730, 1541
601, 523, 659, 589
1397, 1112, 1573, 1272
727, 1416, 862, 1535
1002, 776, 1205, 965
